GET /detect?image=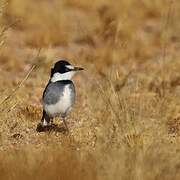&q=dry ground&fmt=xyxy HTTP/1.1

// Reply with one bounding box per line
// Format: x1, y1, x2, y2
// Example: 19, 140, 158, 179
0, 0, 180, 179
